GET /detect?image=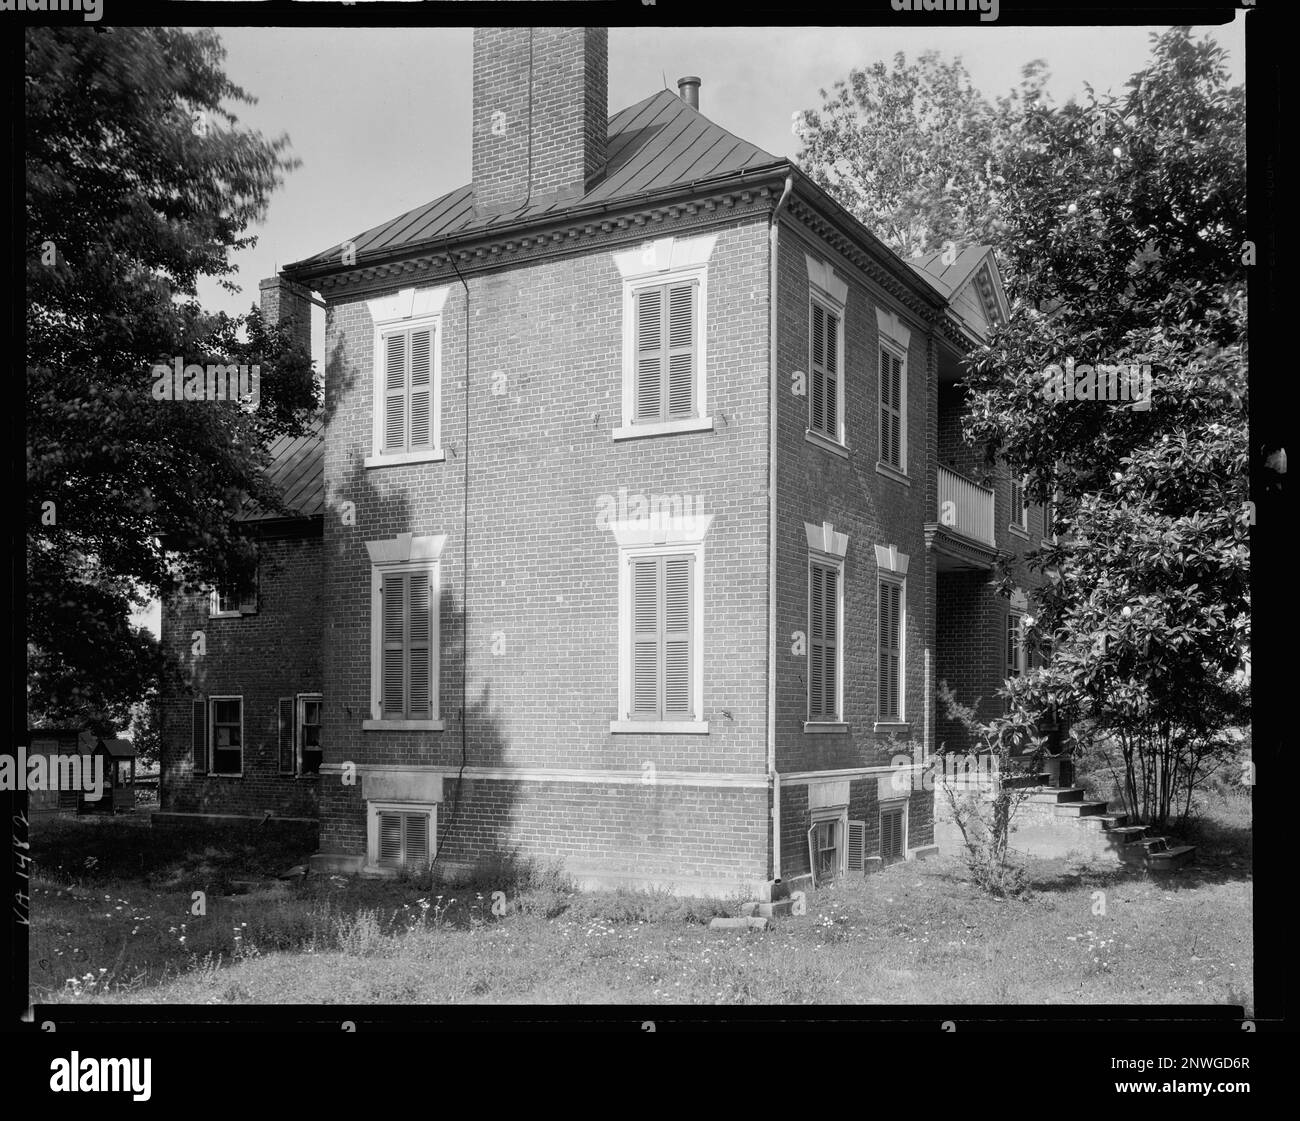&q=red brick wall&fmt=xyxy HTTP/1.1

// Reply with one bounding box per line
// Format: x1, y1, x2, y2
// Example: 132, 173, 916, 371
160, 524, 323, 817
319, 214, 772, 884
472, 27, 607, 213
